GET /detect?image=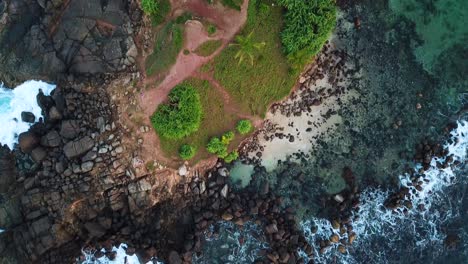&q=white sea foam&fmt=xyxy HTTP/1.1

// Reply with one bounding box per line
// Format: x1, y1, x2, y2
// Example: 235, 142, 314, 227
80, 243, 161, 264
299, 120, 468, 263
0, 80, 55, 149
